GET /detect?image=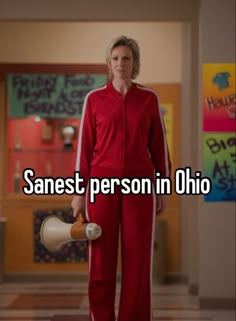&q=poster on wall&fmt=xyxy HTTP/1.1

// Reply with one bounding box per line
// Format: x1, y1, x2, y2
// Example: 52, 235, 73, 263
203, 132, 236, 202
202, 63, 236, 132
161, 103, 173, 162
7, 74, 107, 118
